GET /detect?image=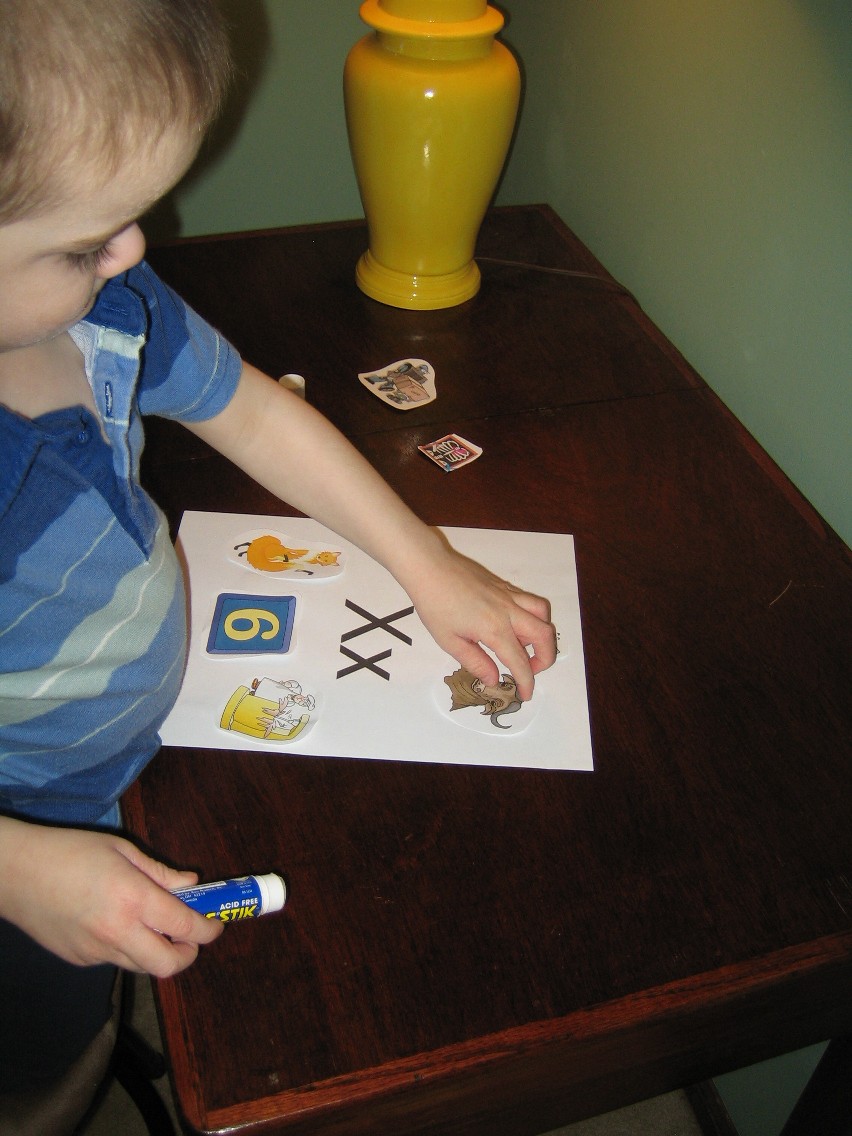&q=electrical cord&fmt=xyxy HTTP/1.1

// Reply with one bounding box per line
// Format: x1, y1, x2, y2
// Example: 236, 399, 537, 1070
476, 256, 637, 304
